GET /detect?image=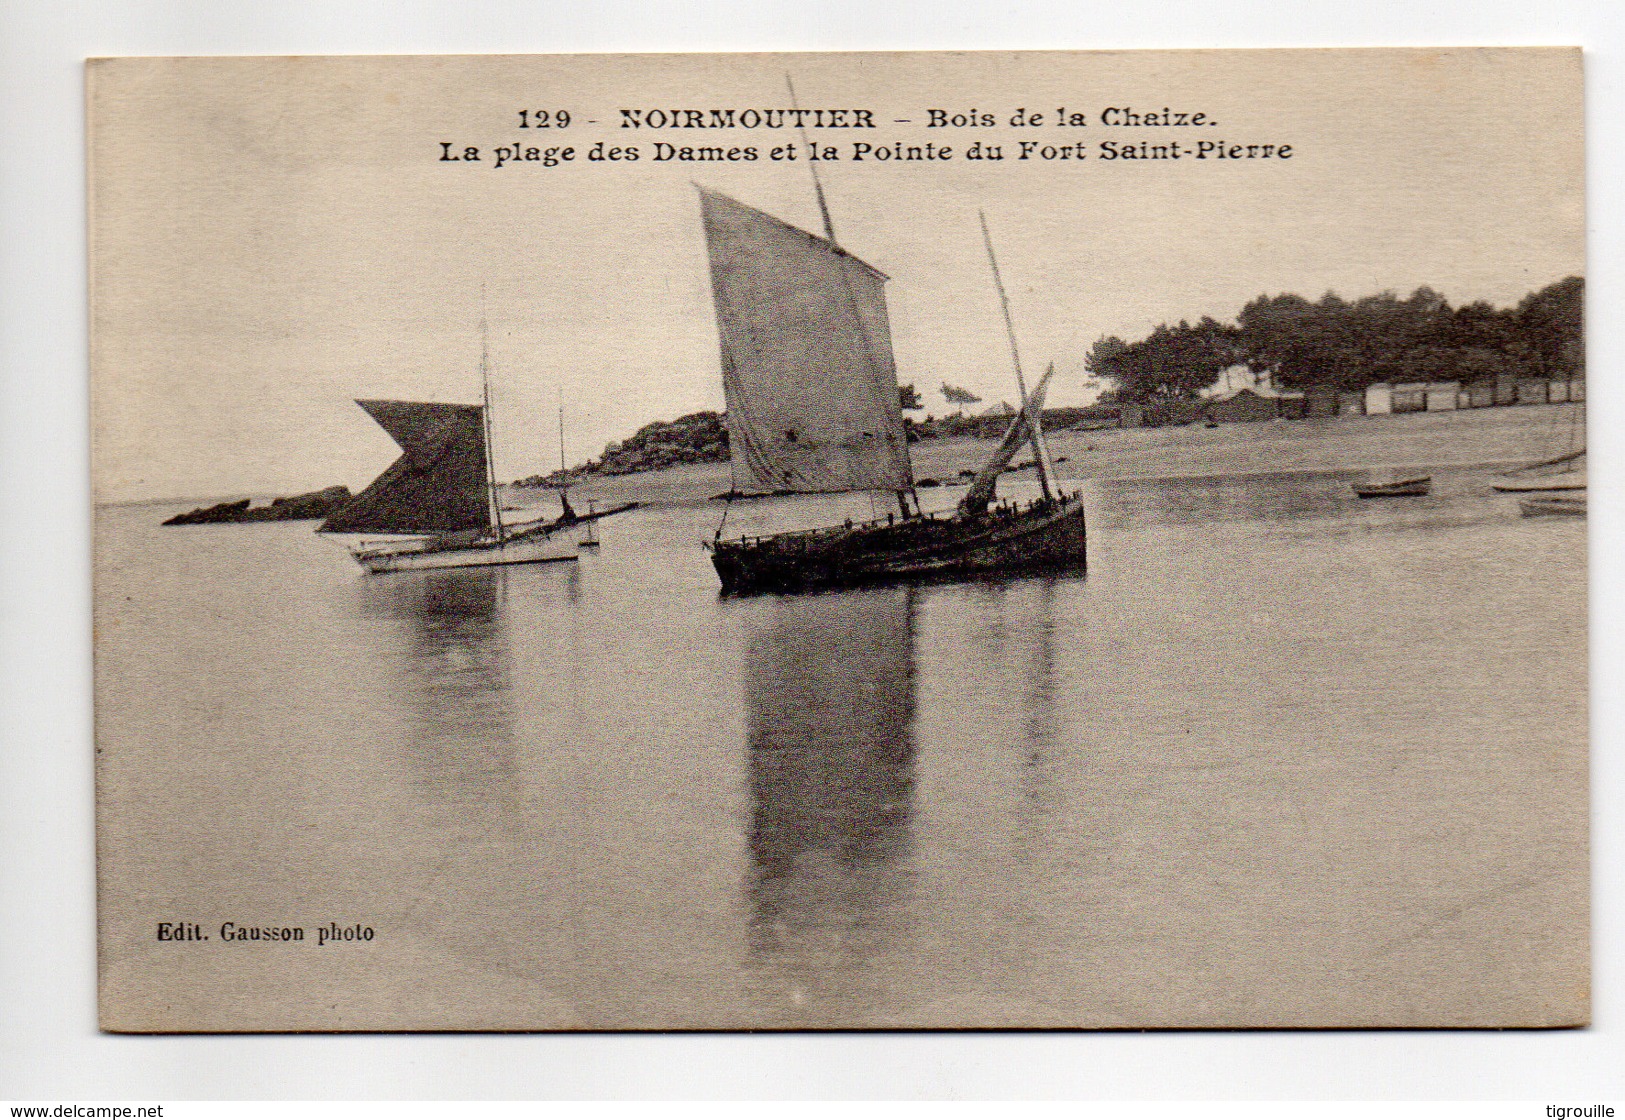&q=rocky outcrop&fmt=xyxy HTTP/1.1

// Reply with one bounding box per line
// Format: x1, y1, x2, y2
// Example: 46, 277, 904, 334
515, 412, 729, 486
162, 485, 352, 525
